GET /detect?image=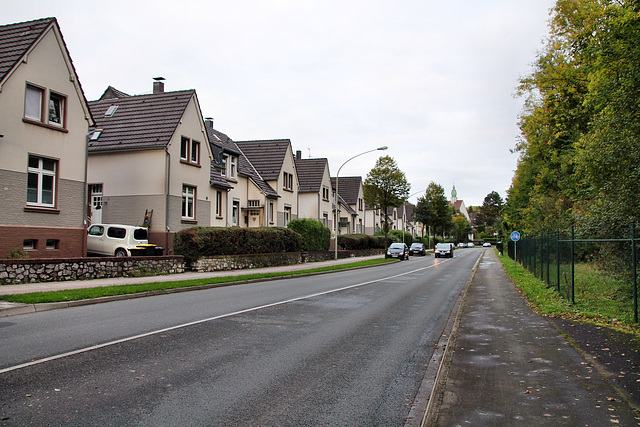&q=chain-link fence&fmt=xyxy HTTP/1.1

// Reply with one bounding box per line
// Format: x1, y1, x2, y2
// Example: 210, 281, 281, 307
507, 223, 639, 323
